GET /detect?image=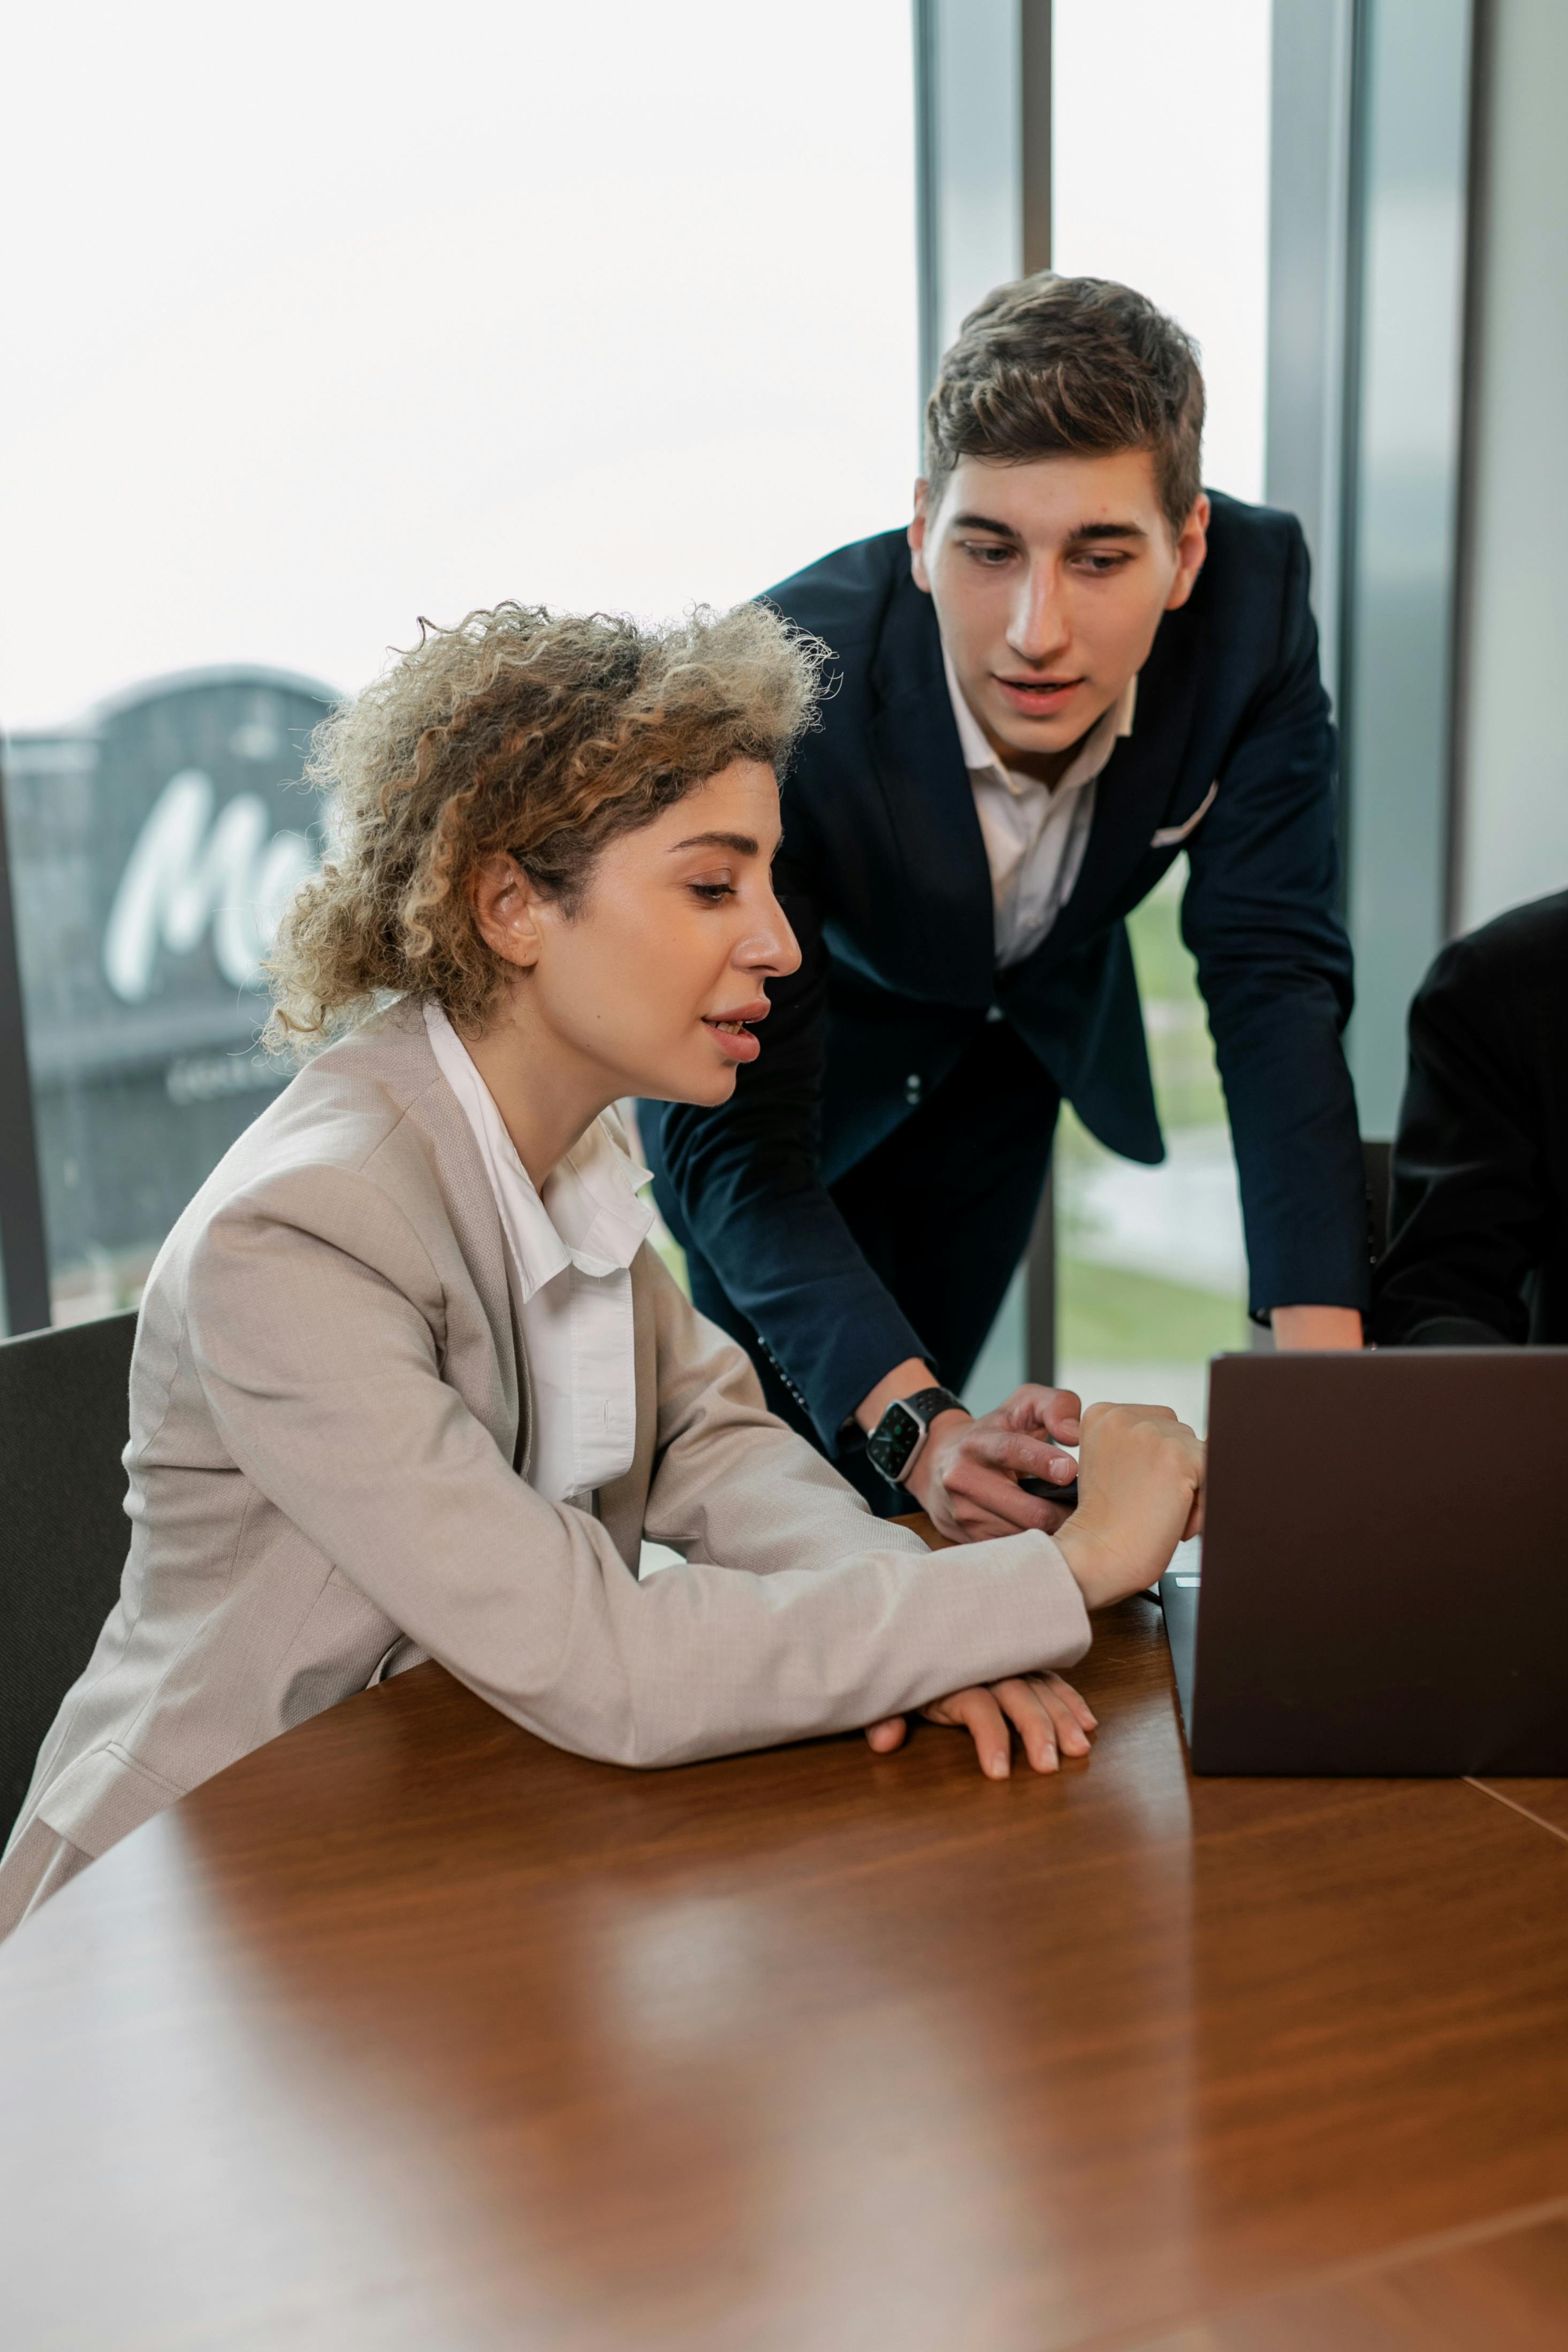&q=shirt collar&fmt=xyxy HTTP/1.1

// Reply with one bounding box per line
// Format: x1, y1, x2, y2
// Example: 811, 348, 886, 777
942, 643, 1138, 798
423, 1002, 652, 1302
